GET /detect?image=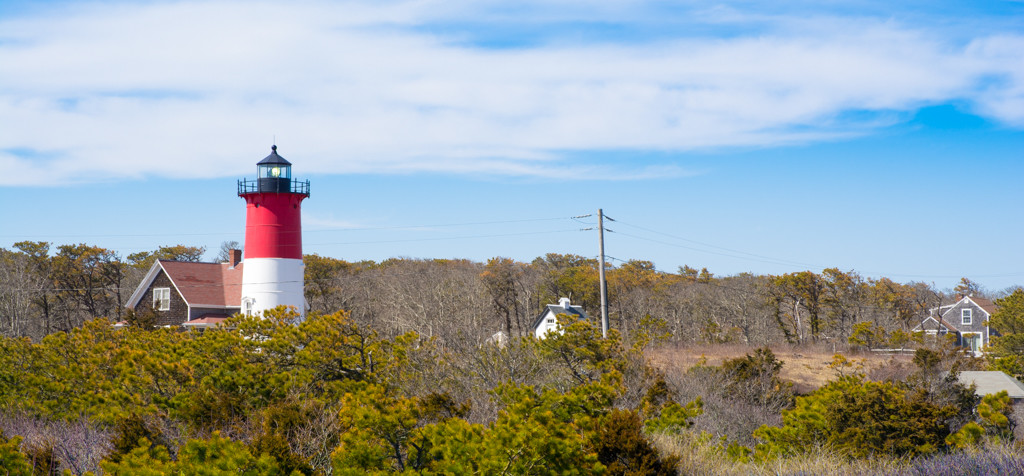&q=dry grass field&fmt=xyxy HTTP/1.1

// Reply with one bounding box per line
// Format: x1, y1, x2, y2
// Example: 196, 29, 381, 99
647, 343, 915, 393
